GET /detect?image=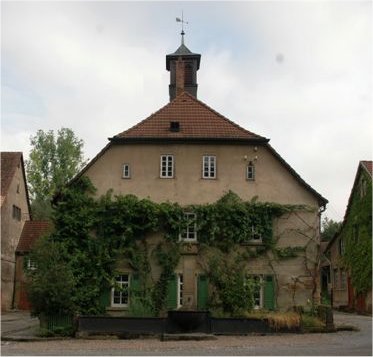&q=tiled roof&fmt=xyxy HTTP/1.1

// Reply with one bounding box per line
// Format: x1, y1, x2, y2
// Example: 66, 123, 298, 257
361, 160, 372, 177
16, 221, 52, 253
112, 92, 267, 142
1, 152, 22, 204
